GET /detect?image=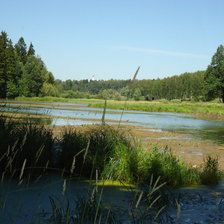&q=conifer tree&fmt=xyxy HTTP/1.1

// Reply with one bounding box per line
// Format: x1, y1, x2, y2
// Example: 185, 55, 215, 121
15, 37, 27, 64
27, 42, 35, 56
0, 31, 8, 98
